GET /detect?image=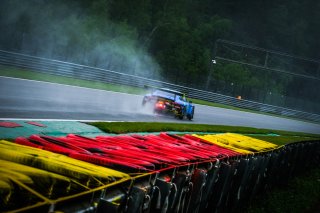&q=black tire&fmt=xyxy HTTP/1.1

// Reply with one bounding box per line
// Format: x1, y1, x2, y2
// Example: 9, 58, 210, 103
187, 107, 194, 120
178, 106, 185, 120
